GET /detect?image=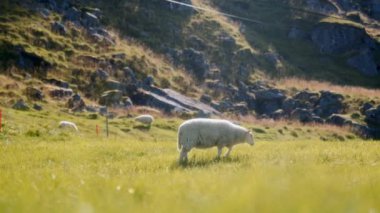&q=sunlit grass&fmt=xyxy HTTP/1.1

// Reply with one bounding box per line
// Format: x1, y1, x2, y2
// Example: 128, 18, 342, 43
0, 106, 380, 212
